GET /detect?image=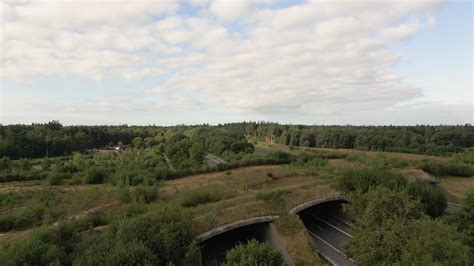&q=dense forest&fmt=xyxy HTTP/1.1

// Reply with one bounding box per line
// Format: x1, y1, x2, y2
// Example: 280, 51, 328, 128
1, 121, 472, 159
222, 122, 474, 155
